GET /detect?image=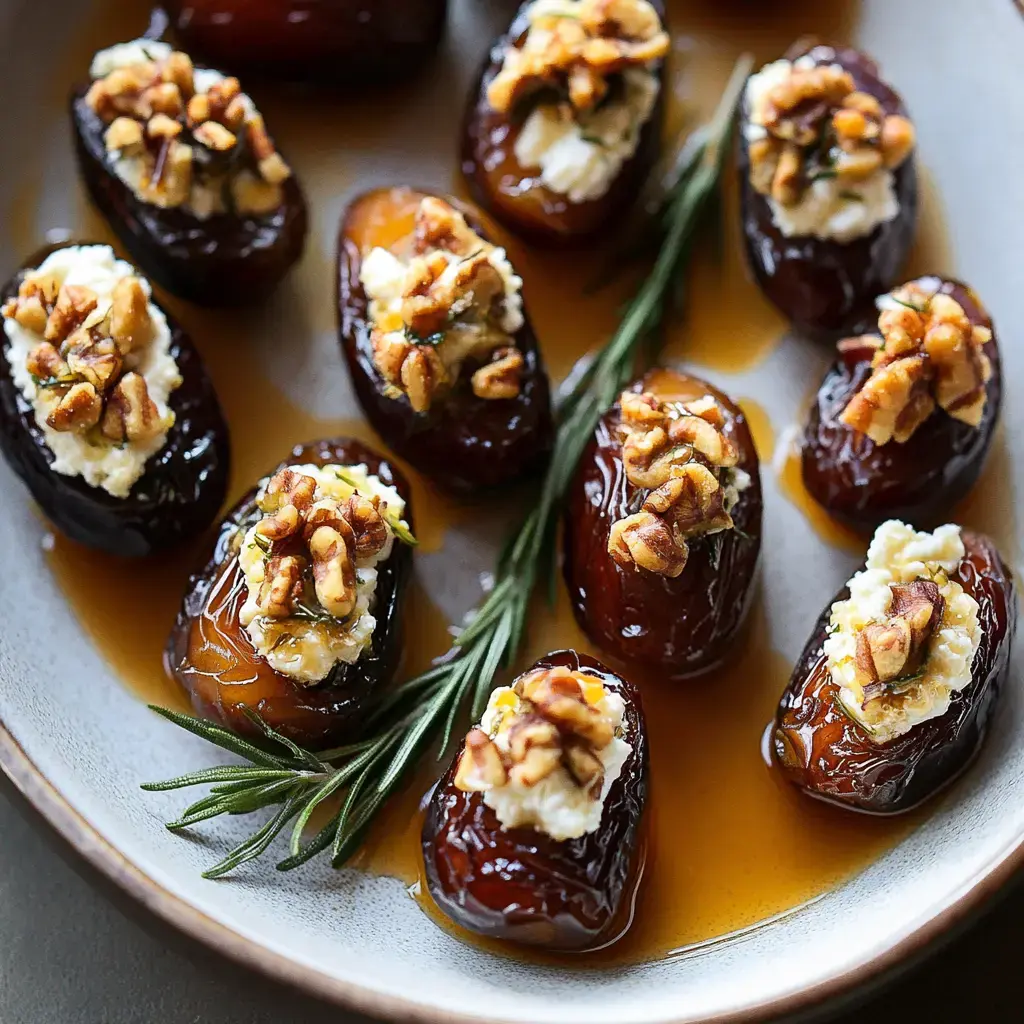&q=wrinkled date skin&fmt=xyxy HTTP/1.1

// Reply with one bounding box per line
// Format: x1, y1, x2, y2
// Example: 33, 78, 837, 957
165, 437, 413, 749
422, 650, 648, 951
165, 0, 448, 83
0, 244, 229, 557
564, 368, 763, 679
772, 531, 1016, 814
461, 1, 666, 246
70, 80, 308, 307
802, 278, 1001, 532
337, 186, 553, 493
737, 44, 917, 334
